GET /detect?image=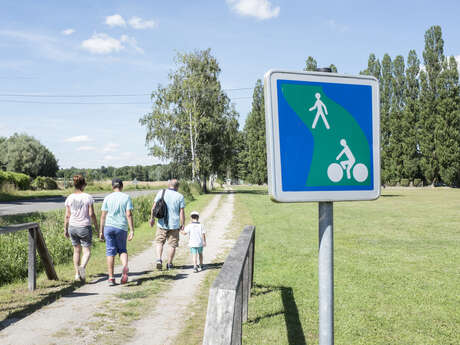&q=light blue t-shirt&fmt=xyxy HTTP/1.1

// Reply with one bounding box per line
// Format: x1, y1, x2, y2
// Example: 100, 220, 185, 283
154, 188, 185, 230
101, 192, 133, 231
